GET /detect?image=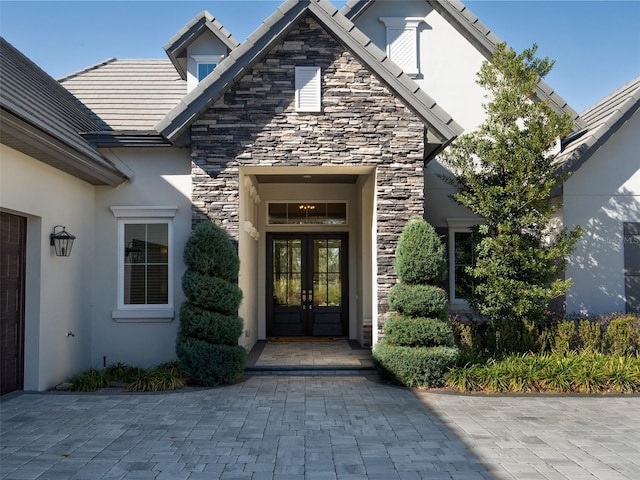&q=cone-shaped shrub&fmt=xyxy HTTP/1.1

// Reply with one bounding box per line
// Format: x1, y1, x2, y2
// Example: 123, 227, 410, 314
395, 217, 447, 284
177, 221, 246, 385
373, 217, 458, 386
